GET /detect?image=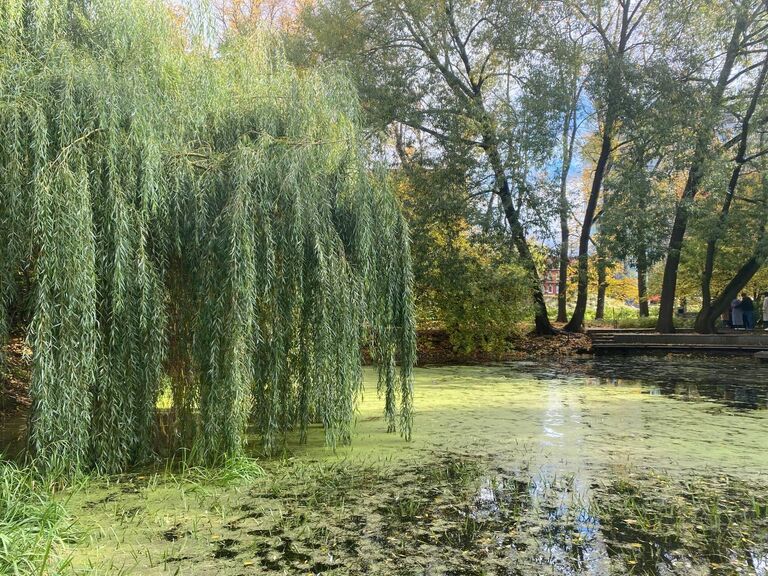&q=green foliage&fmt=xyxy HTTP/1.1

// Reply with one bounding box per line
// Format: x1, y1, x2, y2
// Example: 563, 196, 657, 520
418, 240, 532, 354
289, 0, 768, 334
673, 168, 768, 300
600, 146, 676, 268
0, 0, 415, 474
397, 164, 532, 354
291, 0, 581, 334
